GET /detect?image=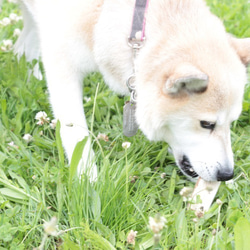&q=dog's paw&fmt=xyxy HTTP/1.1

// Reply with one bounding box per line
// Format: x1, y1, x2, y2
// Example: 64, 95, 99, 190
59, 124, 97, 181
76, 138, 98, 182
